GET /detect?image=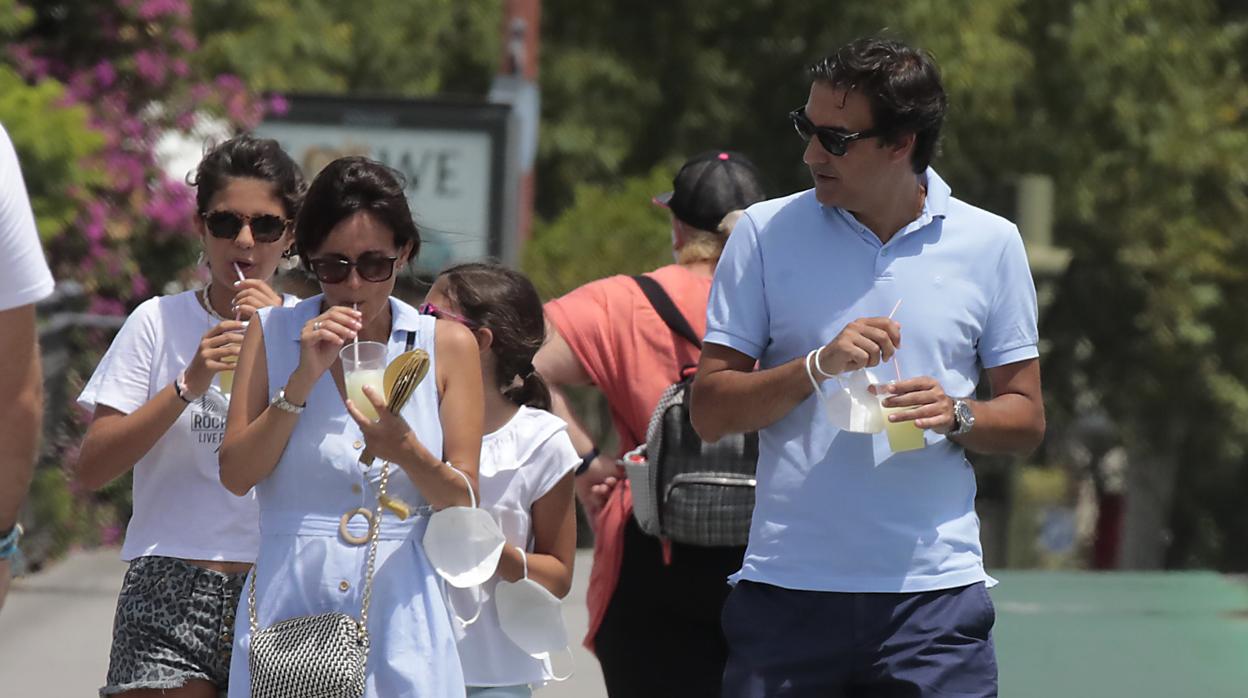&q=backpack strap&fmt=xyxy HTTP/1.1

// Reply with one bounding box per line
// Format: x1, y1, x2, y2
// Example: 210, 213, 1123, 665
632, 275, 702, 350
